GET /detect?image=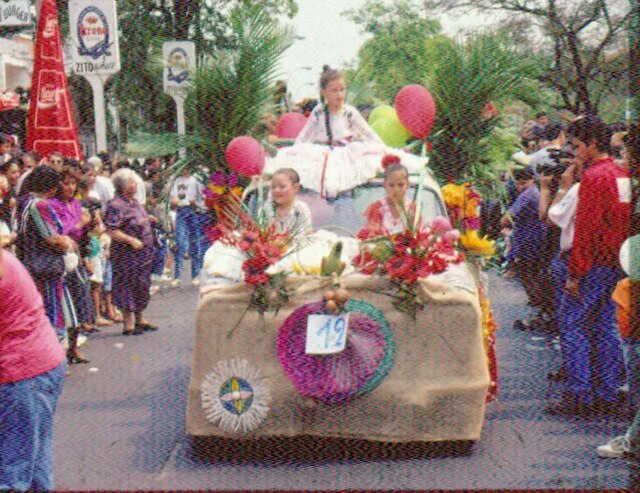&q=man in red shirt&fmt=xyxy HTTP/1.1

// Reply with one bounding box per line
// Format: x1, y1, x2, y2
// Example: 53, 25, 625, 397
546, 115, 631, 416
0, 248, 66, 491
